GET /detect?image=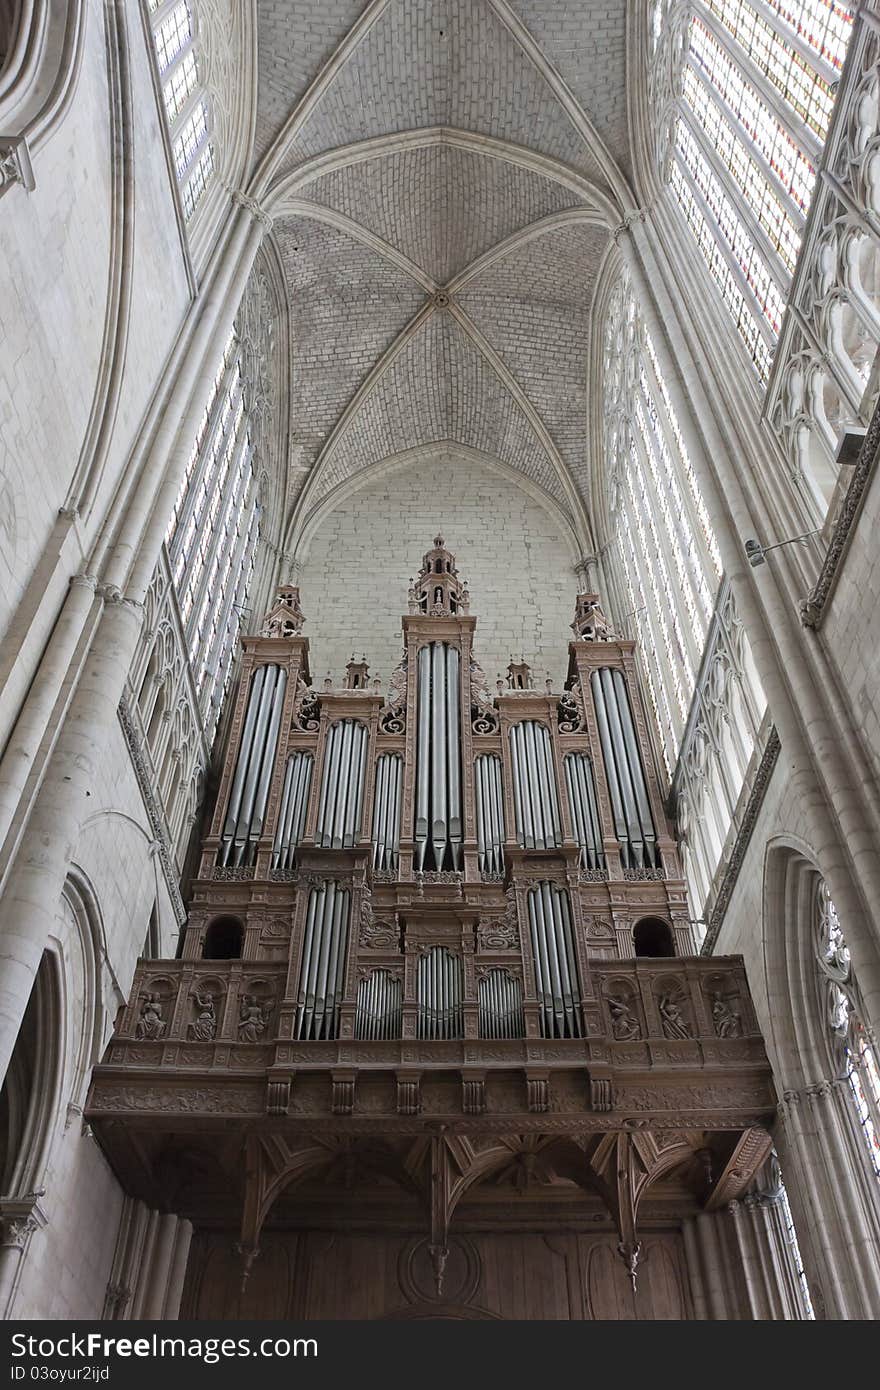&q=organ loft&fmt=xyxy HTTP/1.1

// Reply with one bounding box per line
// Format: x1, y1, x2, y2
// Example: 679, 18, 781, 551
87, 539, 779, 1320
